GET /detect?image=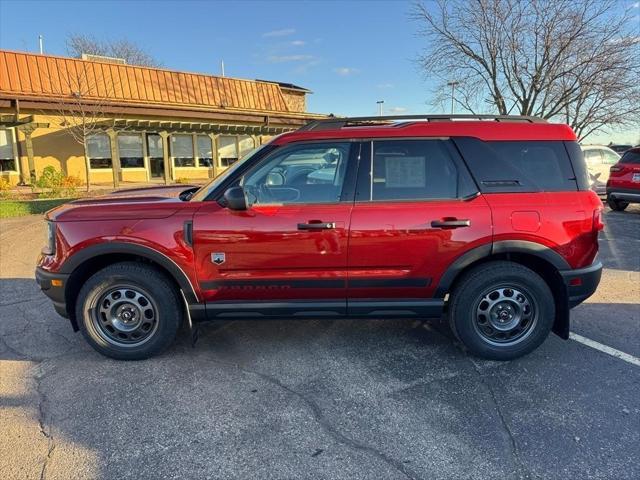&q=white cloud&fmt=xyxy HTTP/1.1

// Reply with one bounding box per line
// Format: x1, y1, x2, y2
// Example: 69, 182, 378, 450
633, 1, 640, 8
334, 67, 360, 76
387, 107, 408, 113
377, 83, 394, 89
290, 40, 306, 46
267, 54, 315, 63
263, 28, 296, 37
